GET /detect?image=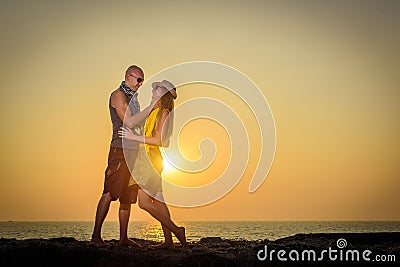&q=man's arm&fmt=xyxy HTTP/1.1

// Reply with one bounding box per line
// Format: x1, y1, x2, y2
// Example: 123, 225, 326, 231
111, 90, 152, 129
118, 110, 169, 147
